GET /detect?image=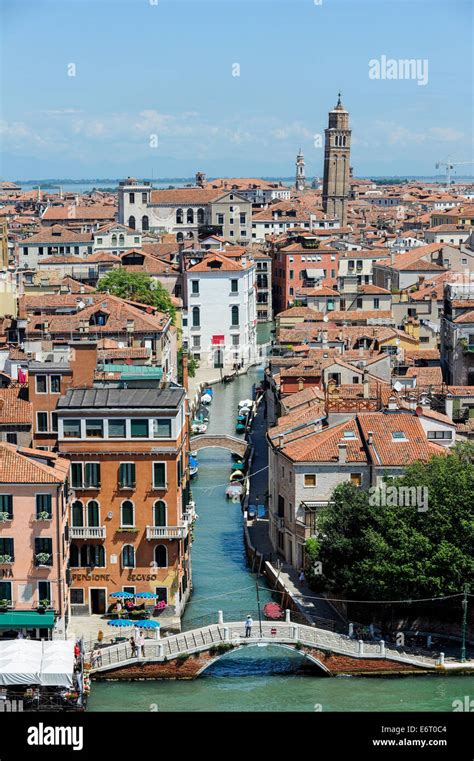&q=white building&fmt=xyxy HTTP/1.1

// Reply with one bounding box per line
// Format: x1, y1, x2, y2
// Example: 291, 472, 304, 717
183, 252, 257, 371
93, 223, 142, 253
